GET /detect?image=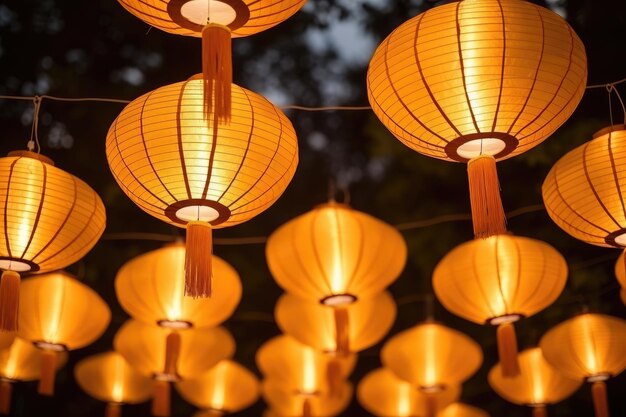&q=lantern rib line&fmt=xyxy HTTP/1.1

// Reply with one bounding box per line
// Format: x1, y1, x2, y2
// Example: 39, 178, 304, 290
286, 222, 330, 296
2, 159, 18, 260
455, 1, 481, 134
509, 235, 524, 313
606, 132, 626, 221
310, 209, 335, 295
19, 162, 47, 260
176, 80, 193, 200
491, 0, 507, 134
494, 237, 511, 315
473, 241, 498, 319
582, 141, 623, 229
